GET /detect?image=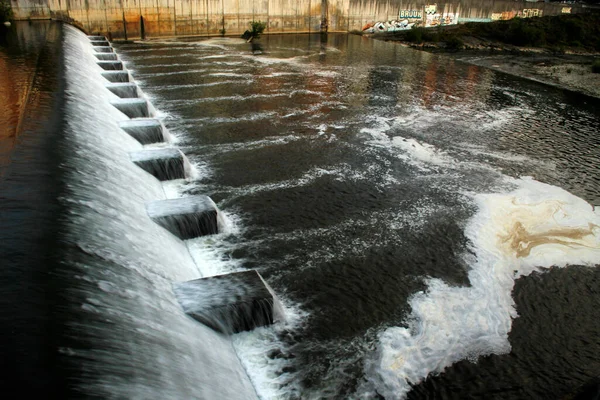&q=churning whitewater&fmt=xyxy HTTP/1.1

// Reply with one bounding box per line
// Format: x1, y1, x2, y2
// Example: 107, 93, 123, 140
107, 32, 600, 399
